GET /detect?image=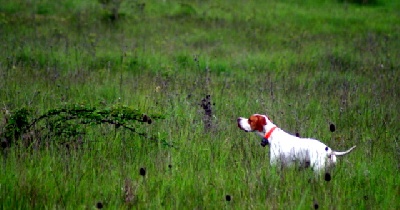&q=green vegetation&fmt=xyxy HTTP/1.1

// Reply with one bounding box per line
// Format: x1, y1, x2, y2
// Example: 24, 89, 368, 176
1, 0, 399, 209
